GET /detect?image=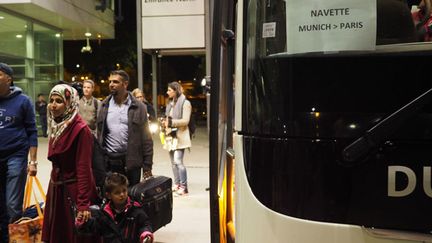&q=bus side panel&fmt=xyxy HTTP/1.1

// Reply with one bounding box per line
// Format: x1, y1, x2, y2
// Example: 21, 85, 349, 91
234, 134, 423, 243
